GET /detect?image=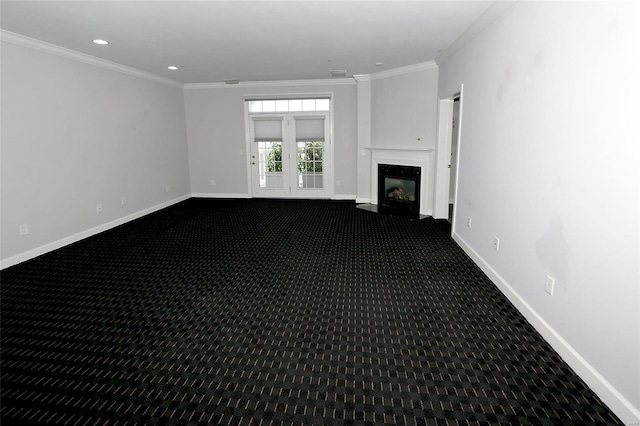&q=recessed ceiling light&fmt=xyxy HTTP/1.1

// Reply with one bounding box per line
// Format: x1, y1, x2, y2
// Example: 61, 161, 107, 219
92, 39, 109, 45
375, 62, 383, 66
330, 70, 347, 77
167, 66, 179, 71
